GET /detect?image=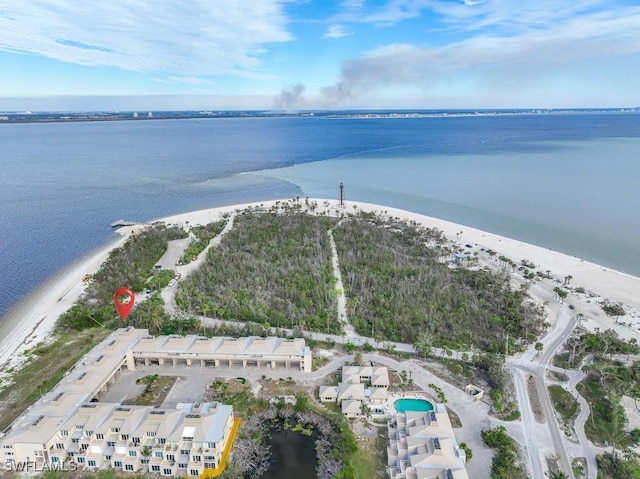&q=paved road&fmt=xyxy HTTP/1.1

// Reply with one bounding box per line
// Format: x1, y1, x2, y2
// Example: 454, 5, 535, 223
506, 278, 597, 479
